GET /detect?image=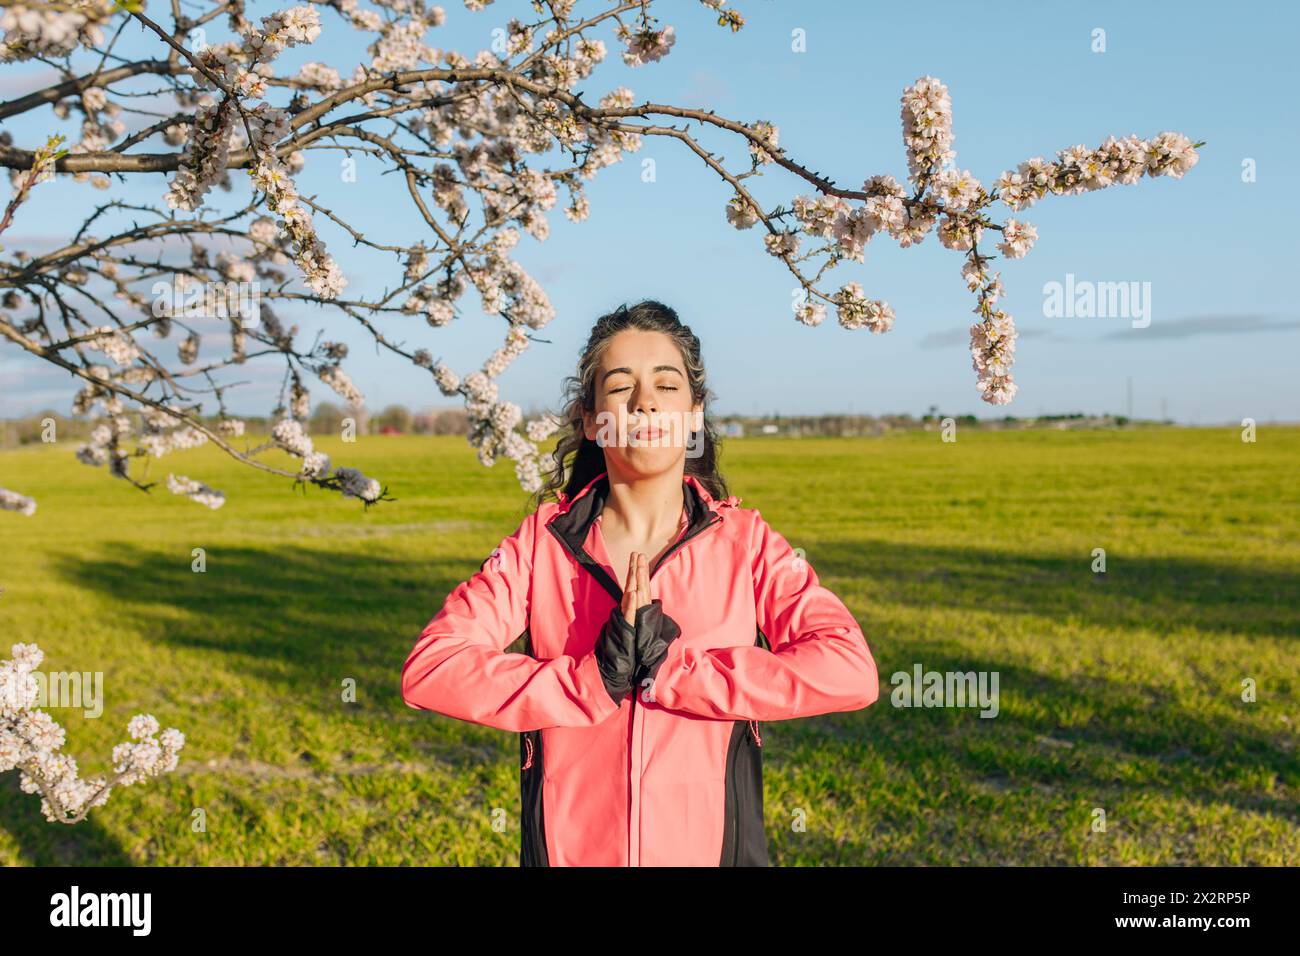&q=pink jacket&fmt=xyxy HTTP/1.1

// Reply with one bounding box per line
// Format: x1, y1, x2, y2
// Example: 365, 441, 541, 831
400, 470, 880, 866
